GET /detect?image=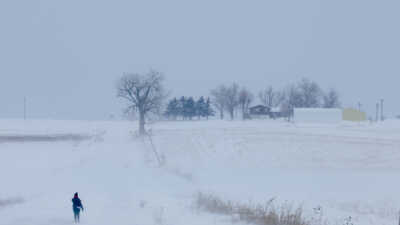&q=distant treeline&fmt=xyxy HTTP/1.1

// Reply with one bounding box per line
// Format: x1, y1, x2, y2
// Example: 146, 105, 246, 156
164, 96, 214, 120
117, 70, 341, 133
163, 78, 340, 121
